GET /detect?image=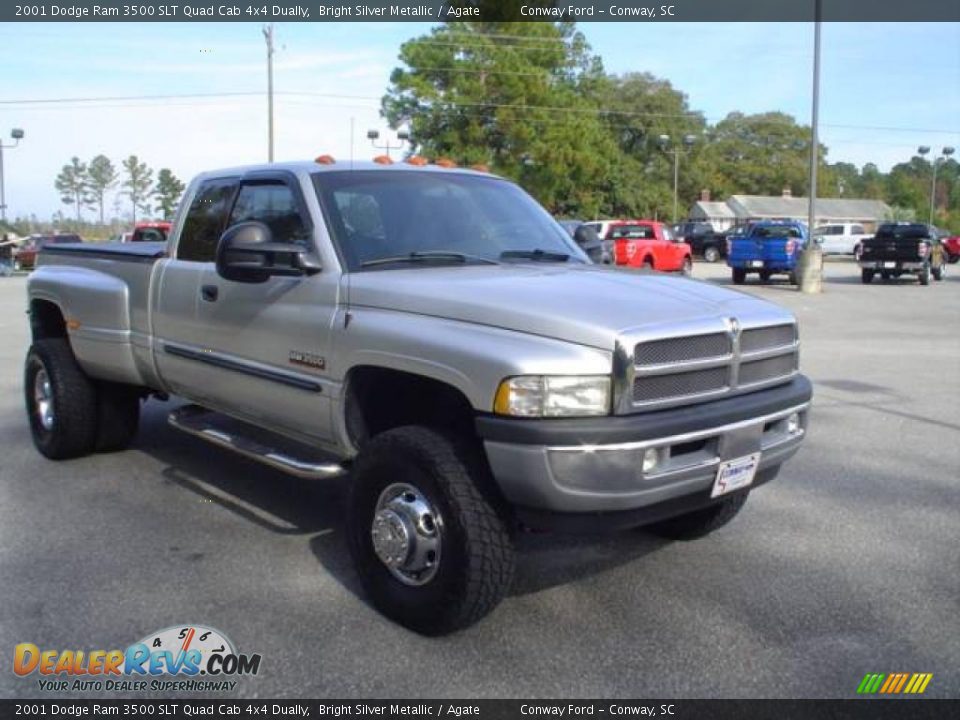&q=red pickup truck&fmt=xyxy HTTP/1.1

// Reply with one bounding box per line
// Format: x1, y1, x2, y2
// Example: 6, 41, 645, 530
609, 220, 693, 275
